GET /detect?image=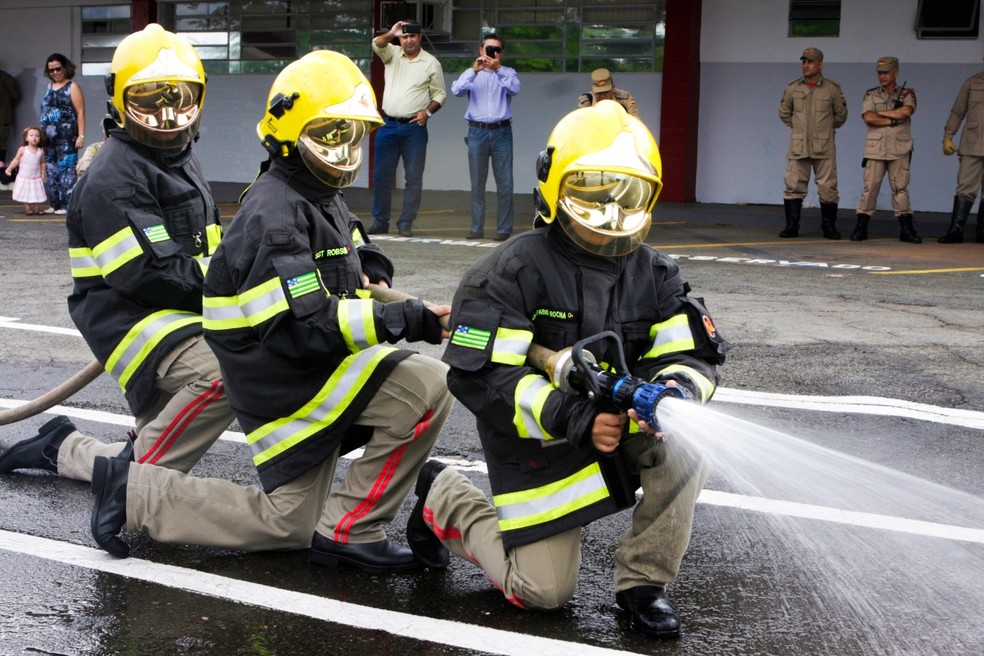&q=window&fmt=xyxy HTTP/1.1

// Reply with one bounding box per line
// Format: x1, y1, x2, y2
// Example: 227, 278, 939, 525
915, 0, 980, 39
788, 0, 840, 38
157, 0, 664, 76
80, 4, 132, 76
444, 1, 665, 73
158, 0, 373, 75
